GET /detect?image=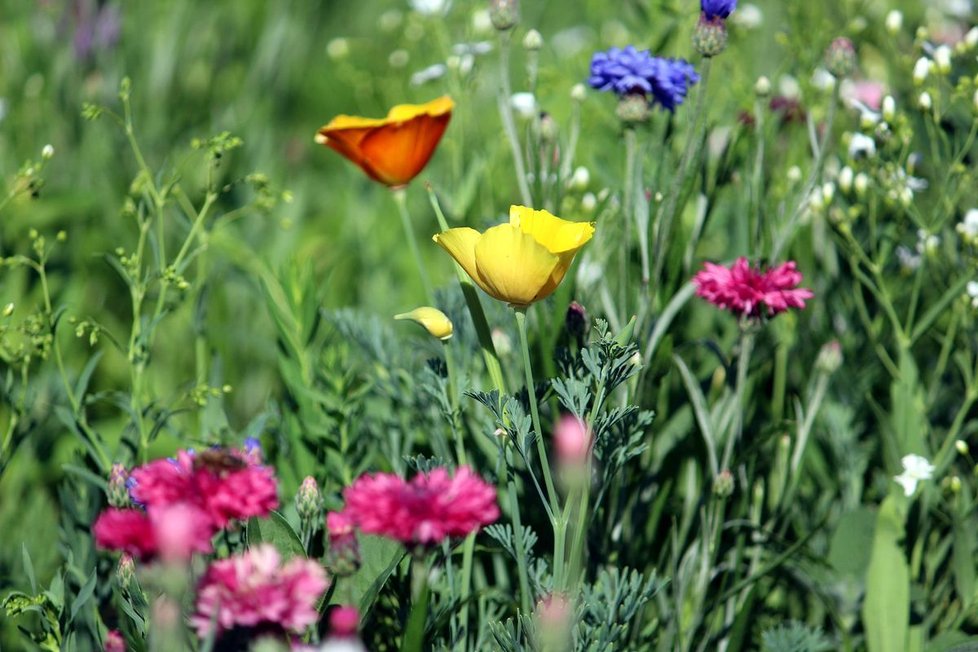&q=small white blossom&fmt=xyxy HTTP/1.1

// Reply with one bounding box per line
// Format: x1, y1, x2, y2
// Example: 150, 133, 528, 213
811, 67, 836, 91
917, 229, 940, 255
732, 3, 763, 29
787, 165, 802, 183
409, 0, 450, 16
838, 166, 854, 193
882, 95, 896, 122
966, 281, 978, 309
918, 91, 932, 111
754, 76, 771, 96
510, 92, 538, 119
854, 172, 869, 196
957, 209, 978, 242
894, 454, 935, 497
913, 57, 931, 84
848, 132, 876, 159
472, 9, 492, 34
41, 144, 54, 160
570, 83, 586, 102
966, 26, 978, 48
570, 166, 590, 190
451, 41, 492, 56
821, 182, 836, 204
896, 245, 921, 272
778, 75, 801, 99
410, 64, 447, 86
581, 192, 597, 213
885, 10, 903, 34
